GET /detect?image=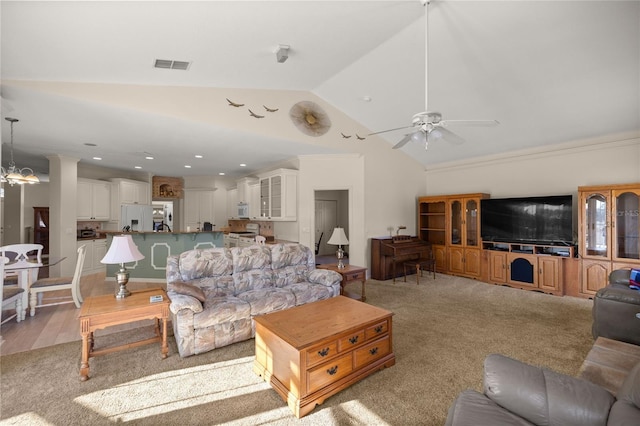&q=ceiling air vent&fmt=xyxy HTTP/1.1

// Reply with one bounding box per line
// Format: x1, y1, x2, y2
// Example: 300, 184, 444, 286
154, 59, 191, 70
